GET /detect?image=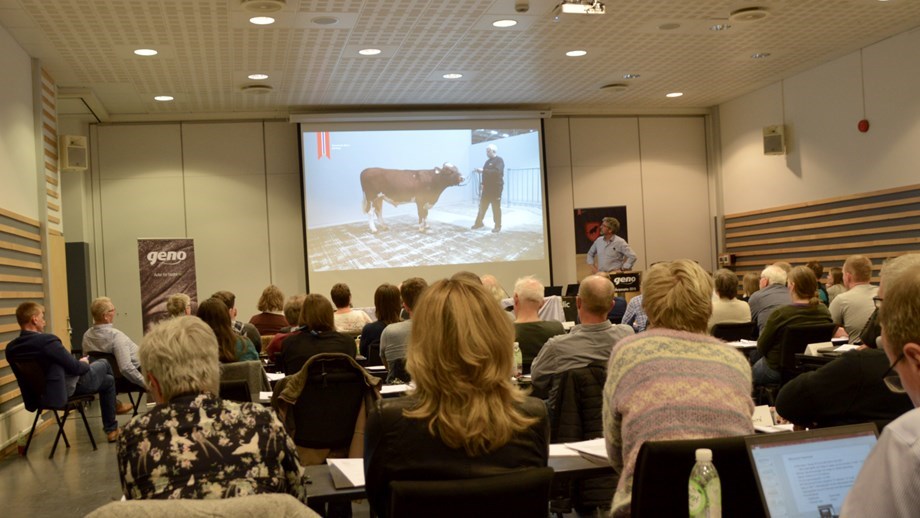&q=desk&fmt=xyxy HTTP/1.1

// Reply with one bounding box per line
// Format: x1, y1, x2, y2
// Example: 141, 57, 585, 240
303, 454, 613, 509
